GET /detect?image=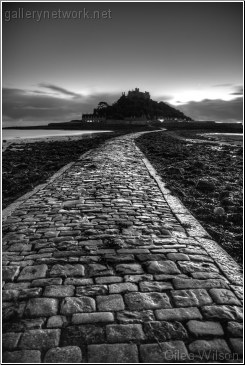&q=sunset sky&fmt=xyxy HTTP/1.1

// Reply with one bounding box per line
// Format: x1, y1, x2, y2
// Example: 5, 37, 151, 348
2, 1, 243, 126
